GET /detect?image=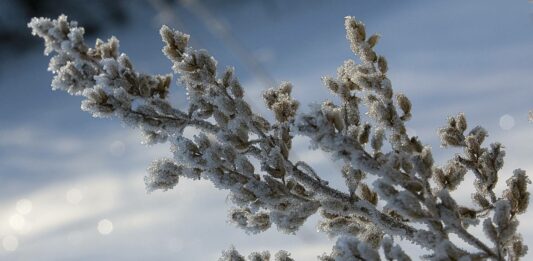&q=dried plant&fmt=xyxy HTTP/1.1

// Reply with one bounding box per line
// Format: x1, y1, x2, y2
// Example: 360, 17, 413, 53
29, 15, 530, 260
